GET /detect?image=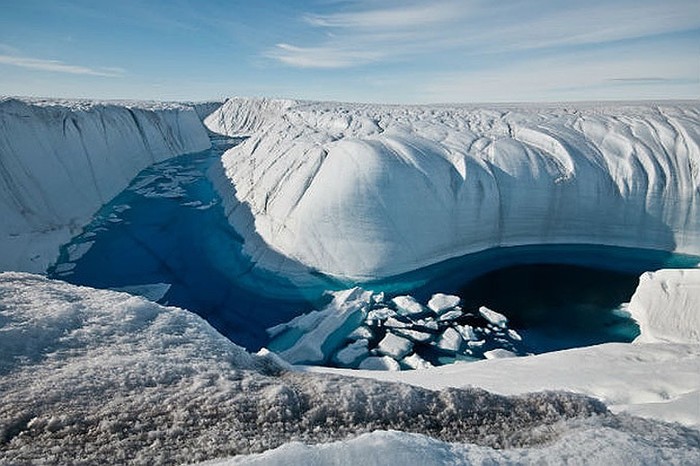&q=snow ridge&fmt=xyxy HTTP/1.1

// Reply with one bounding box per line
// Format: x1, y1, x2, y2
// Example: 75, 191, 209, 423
0, 97, 211, 272
210, 100, 700, 279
